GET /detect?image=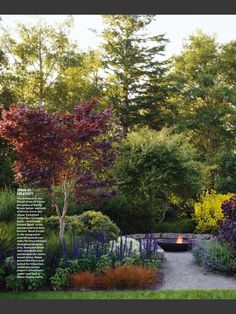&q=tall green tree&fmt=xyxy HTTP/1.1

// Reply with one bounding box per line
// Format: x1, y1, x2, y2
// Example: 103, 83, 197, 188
0, 17, 80, 110
101, 15, 169, 133
169, 31, 236, 163
113, 127, 205, 223
53, 49, 105, 112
